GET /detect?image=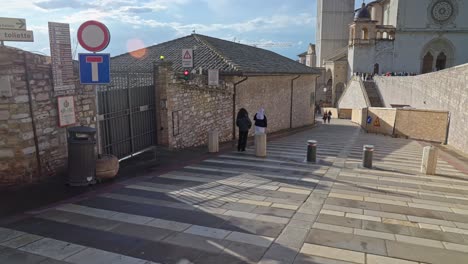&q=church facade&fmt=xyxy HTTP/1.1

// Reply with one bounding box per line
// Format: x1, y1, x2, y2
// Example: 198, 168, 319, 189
315, 0, 468, 106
